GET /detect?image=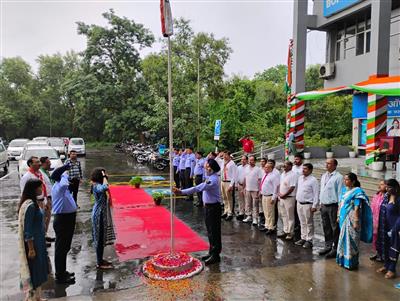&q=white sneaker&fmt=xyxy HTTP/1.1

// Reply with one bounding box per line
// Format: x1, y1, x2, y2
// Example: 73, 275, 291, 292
243, 216, 252, 223
252, 218, 258, 225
